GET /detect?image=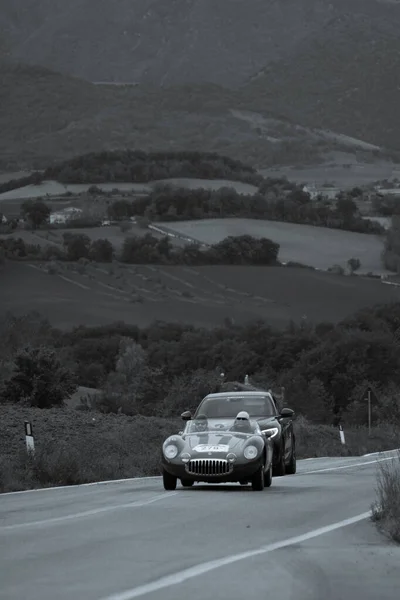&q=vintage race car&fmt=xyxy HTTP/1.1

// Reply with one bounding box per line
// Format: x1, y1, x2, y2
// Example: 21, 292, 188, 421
161, 411, 274, 491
